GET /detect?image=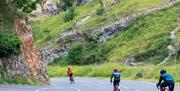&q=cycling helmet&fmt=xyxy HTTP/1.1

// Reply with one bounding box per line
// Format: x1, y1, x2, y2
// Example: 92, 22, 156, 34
160, 70, 166, 74
114, 69, 118, 72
